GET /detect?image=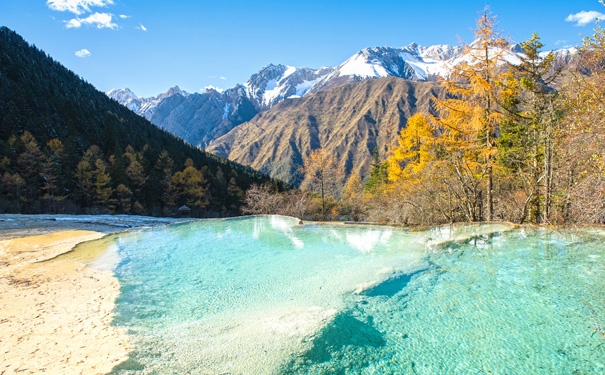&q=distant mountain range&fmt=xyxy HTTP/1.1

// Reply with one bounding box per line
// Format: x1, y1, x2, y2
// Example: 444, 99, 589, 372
108, 42, 576, 151
107, 42, 577, 186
